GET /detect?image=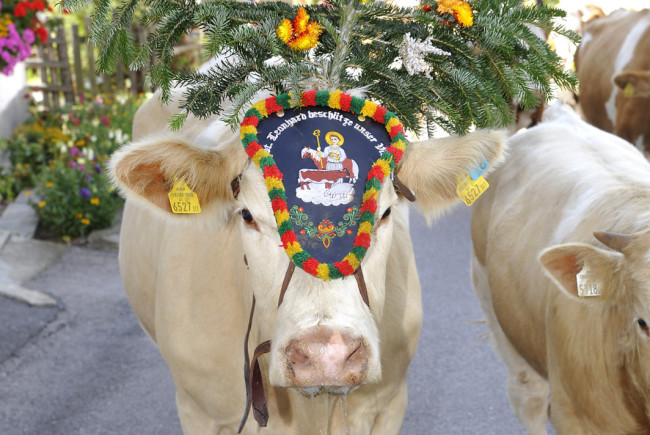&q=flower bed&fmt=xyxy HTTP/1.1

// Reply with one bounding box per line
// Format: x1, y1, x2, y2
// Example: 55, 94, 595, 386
0, 92, 146, 240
